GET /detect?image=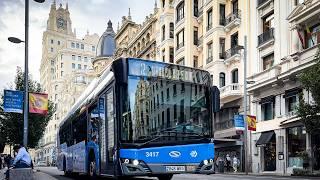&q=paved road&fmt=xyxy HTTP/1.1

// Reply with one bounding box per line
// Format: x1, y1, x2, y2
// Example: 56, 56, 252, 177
36, 167, 319, 180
